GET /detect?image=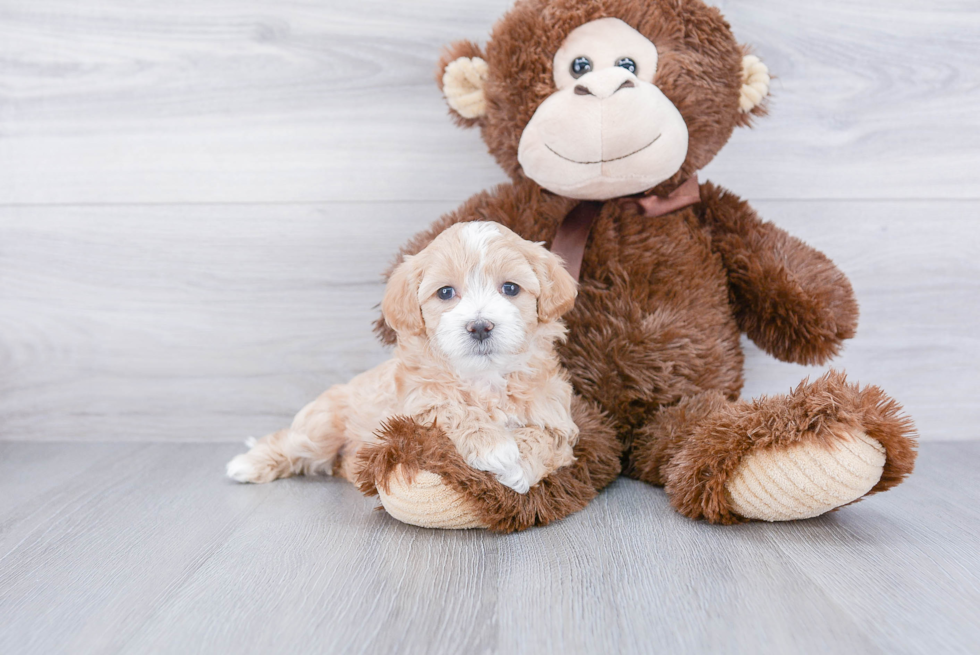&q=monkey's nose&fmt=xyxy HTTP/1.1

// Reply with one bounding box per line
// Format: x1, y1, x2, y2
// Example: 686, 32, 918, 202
573, 68, 636, 99
466, 319, 495, 342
